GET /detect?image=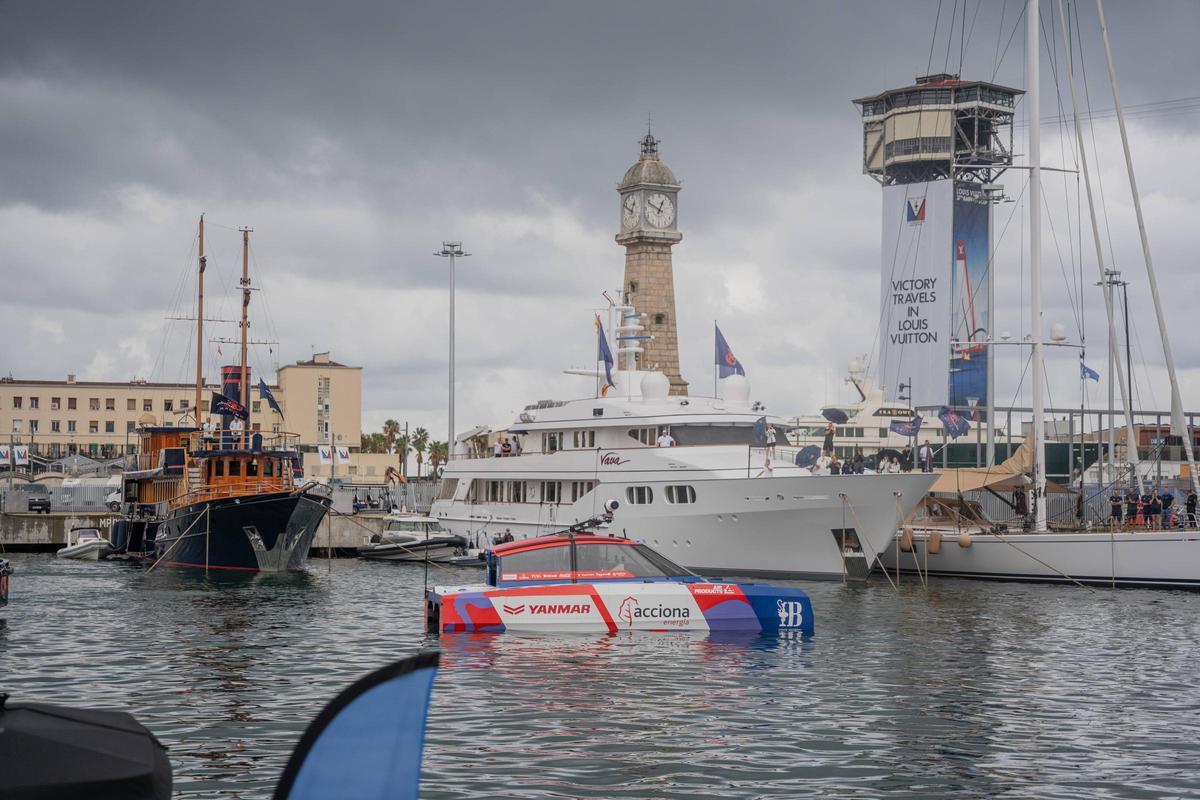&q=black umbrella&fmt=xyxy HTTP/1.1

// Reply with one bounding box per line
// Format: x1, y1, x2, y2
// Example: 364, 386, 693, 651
794, 445, 821, 468
821, 408, 849, 424
0, 694, 172, 800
